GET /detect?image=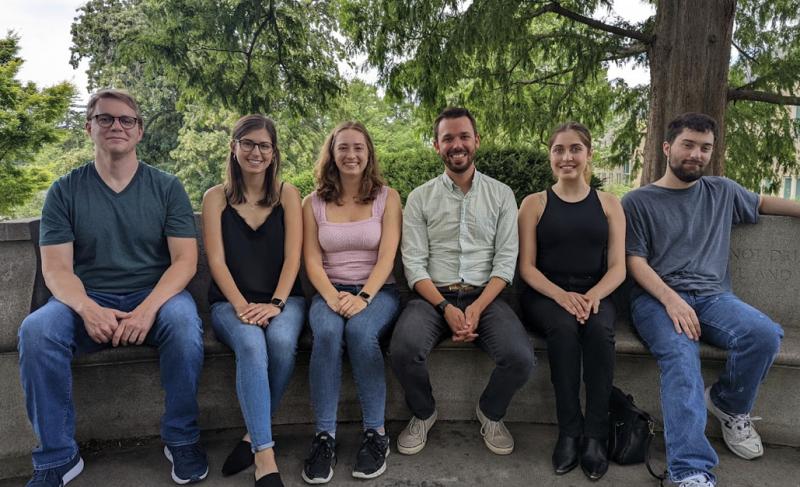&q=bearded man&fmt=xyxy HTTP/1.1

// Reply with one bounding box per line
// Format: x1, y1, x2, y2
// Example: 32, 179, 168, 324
389, 107, 535, 457
623, 112, 800, 487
